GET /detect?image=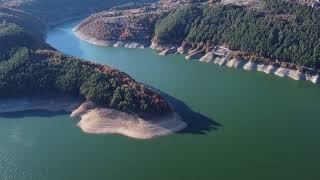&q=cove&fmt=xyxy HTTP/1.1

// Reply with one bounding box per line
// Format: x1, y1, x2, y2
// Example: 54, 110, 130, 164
0, 19, 320, 180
